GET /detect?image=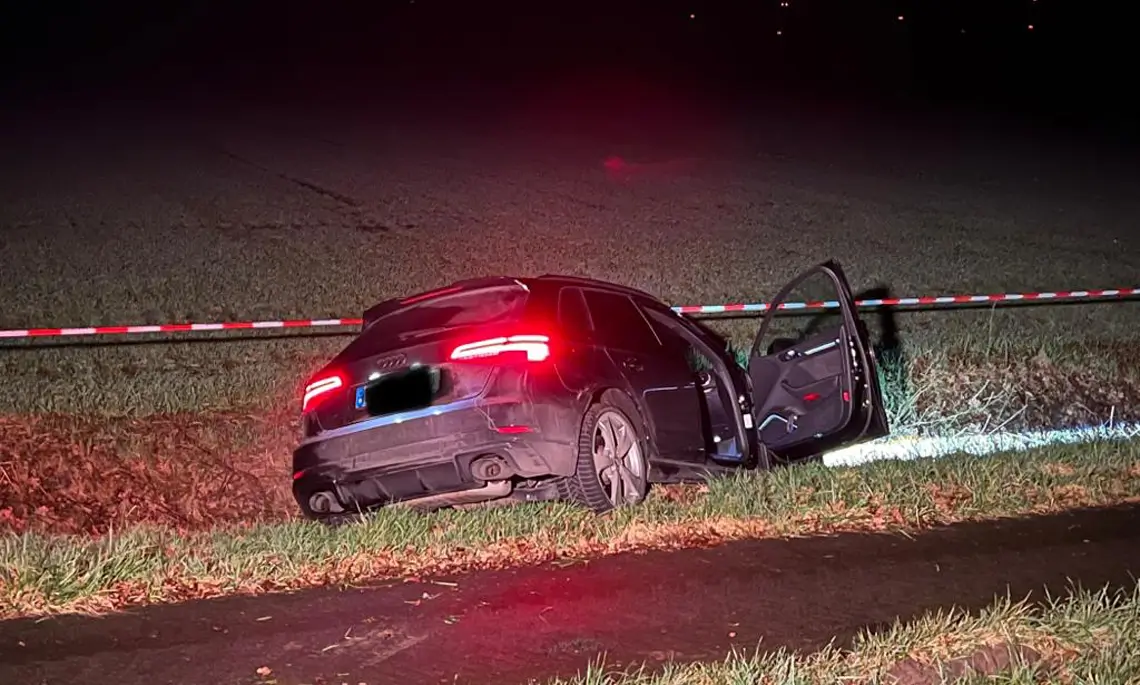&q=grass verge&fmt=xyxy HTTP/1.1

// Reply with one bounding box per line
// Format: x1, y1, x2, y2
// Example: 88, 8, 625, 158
553, 580, 1140, 685
2, 438, 1138, 619
3, 341, 1139, 537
